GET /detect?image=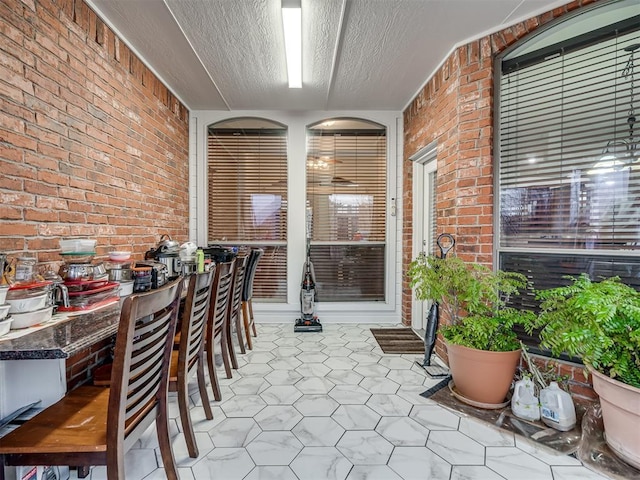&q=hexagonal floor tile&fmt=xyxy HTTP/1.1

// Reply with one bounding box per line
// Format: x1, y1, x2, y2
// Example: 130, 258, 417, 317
292, 417, 345, 446
220, 394, 267, 417
208, 417, 261, 447
332, 405, 381, 430
271, 346, 303, 358
354, 363, 390, 377
245, 351, 276, 363
296, 377, 336, 395
294, 394, 340, 416
346, 465, 403, 480
349, 351, 382, 364
378, 356, 414, 369
344, 341, 374, 352
229, 377, 271, 395
246, 431, 303, 465
320, 337, 349, 347
324, 357, 359, 370
264, 369, 303, 385
366, 394, 412, 416
260, 385, 303, 405
451, 466, 507, 480
326, 369, 365, 385
296, 363, 331, 377
191, 447, 255, 479
375, 416, 430, 446
486, 446, 554, 480
254, 405, 303, 430
459, 417, 514, 447
386, 369, 428, 385
395, 385, 437, 405
322, 346, 354, 357
296, 351, 329, 363
388, 446, 452, 480
359, 377, 400, 394
268, 357, 302, 370
237, 363, 274, 377
244, 466, 299, 480
336, 430, 393, 465
409, 404, 460, 430
274, 337, 302, 347
290, 447, 353, 480
168, 431, 215, 467
328, 385, 371, 404
427, 430, 485, 465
